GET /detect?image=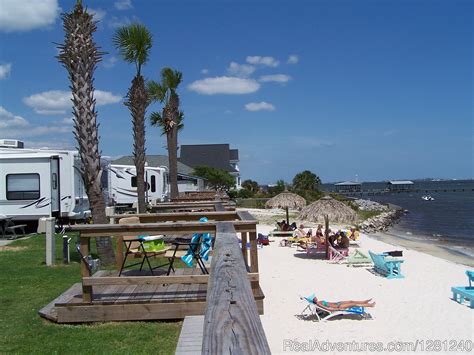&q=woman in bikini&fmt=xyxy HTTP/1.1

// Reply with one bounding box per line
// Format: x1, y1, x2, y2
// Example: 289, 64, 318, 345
312, 296, 375, 311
